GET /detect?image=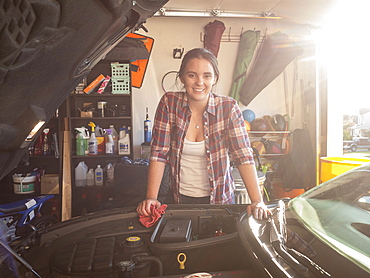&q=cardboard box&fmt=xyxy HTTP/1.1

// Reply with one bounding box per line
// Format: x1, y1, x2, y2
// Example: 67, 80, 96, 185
41, 174, 60, 194
80, 111, 93, 117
